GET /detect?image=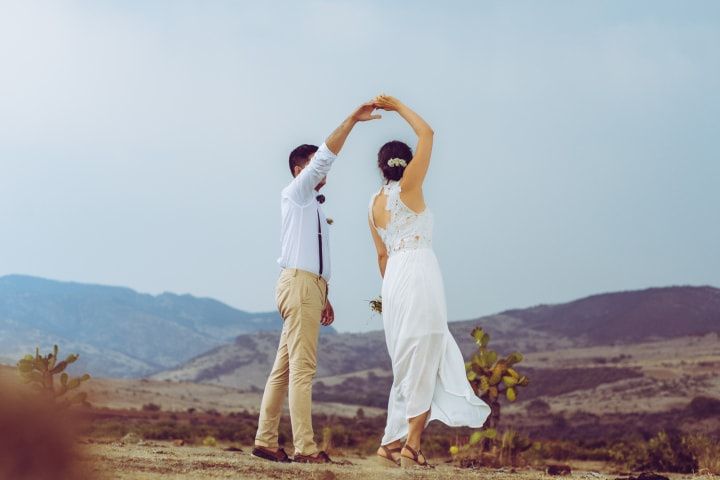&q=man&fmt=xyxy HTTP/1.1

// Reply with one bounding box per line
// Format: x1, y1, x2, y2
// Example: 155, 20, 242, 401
252, 101, 381, 463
